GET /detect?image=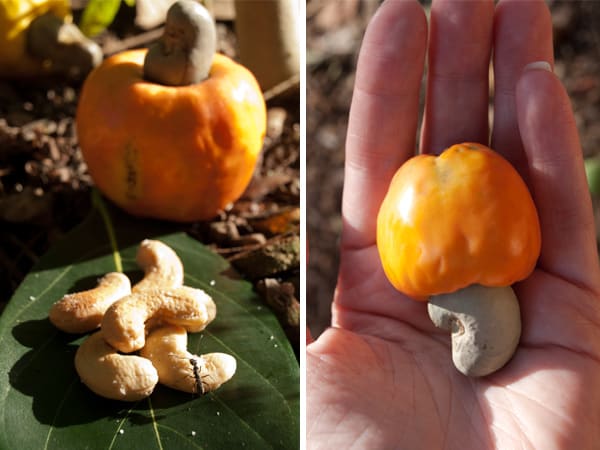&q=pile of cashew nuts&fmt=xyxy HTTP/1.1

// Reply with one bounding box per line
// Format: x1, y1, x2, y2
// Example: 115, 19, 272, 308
48, 239, 236, 401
